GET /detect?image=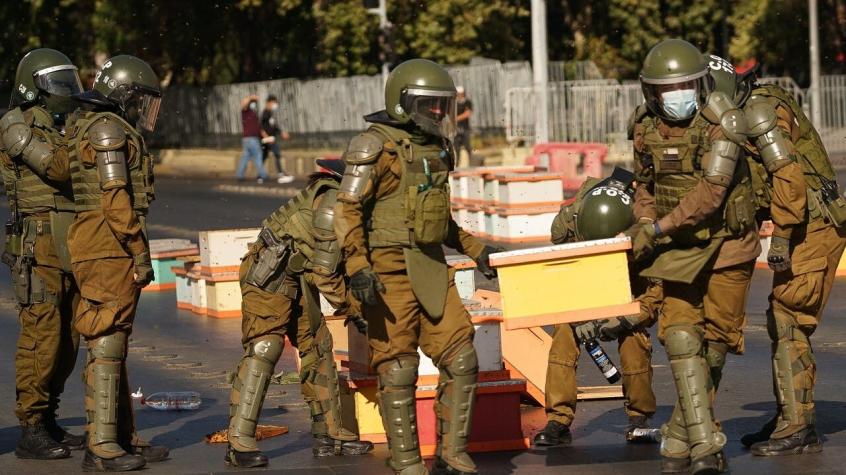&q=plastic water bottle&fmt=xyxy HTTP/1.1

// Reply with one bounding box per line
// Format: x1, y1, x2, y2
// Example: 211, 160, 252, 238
142, 391, 202, 411
584, 339, 621, 384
